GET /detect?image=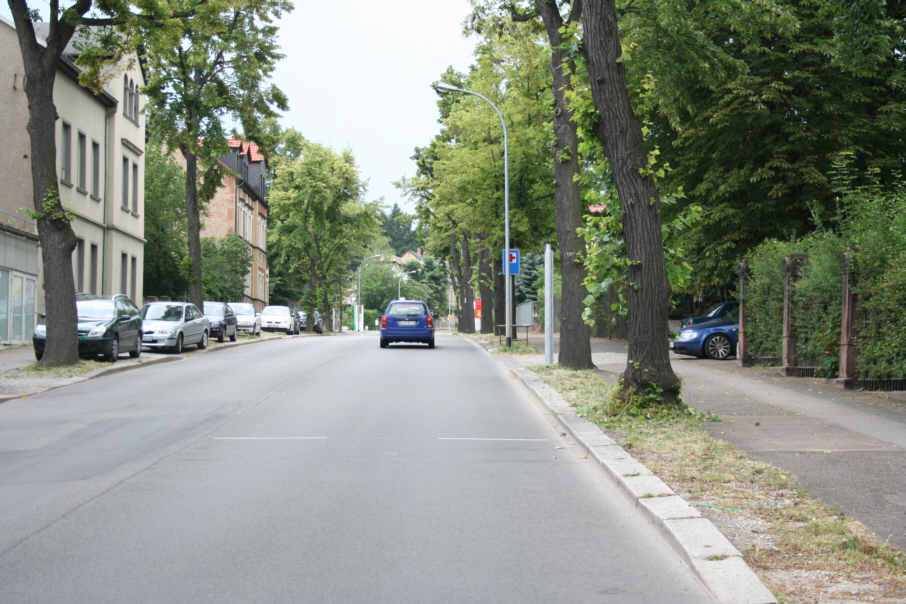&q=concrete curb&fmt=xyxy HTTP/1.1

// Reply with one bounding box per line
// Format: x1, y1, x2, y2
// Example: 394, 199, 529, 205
466, 337, 776, 604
